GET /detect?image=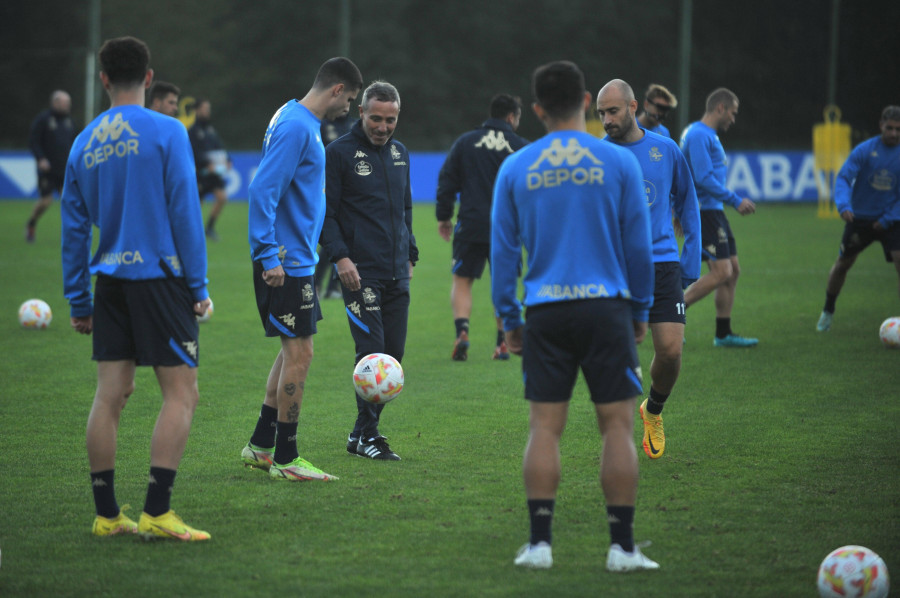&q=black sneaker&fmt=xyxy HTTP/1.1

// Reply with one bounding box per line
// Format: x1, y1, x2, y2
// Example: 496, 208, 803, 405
346, 437, 359, 455
356, 436, 401, 461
